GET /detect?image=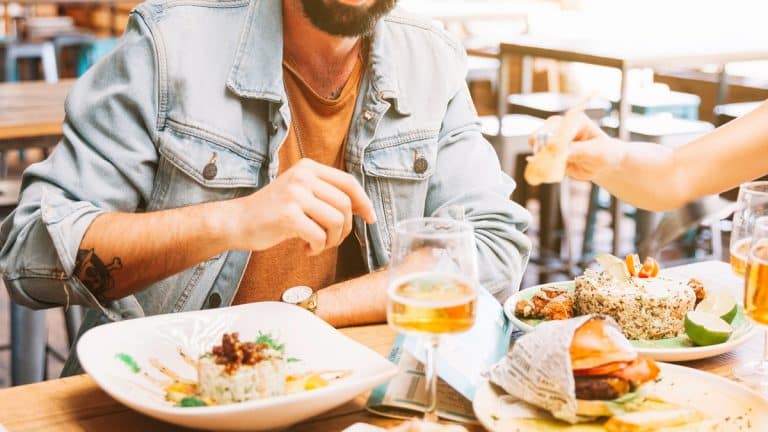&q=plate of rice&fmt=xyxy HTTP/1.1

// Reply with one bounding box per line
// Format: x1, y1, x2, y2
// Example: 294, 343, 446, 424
77, 302, 398, 431
503, 255, 758, 363
504, 280, 756, 362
